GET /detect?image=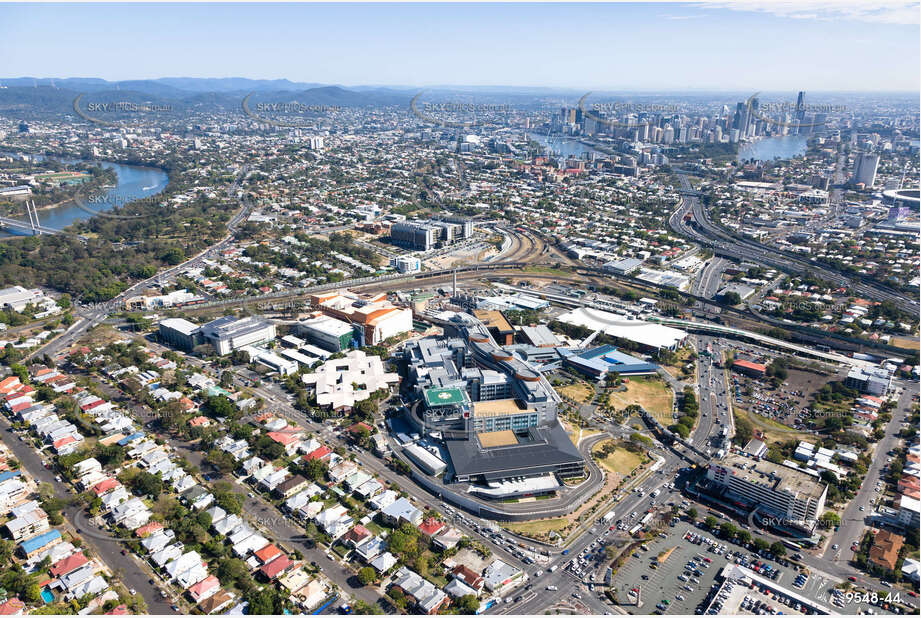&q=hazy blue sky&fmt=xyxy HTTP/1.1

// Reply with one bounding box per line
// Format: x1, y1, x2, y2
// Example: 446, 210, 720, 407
1, 2, 918, 91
